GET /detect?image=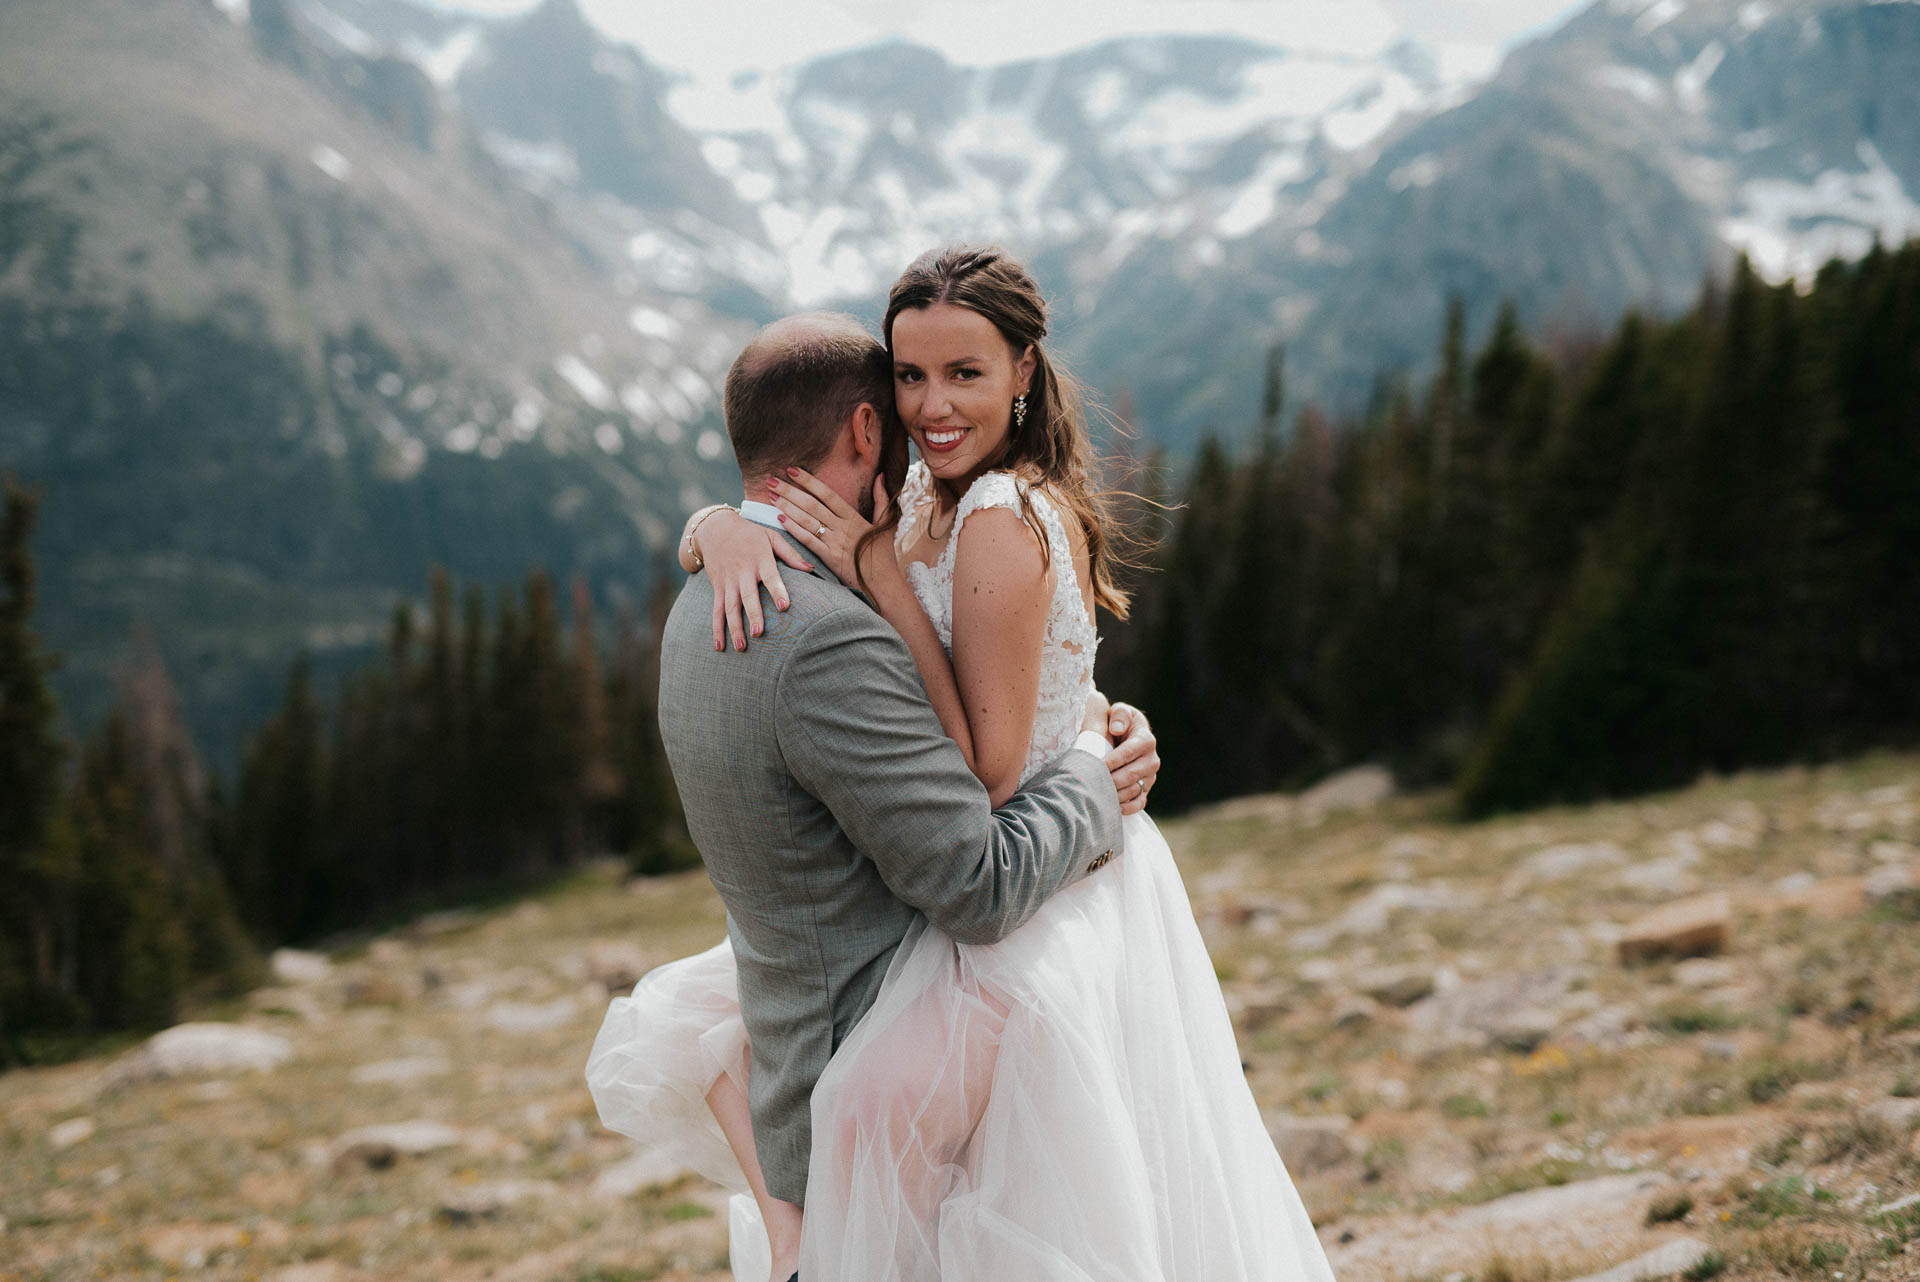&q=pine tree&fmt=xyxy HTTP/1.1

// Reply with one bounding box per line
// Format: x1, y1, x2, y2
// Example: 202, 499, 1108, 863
0, 474, 70, 1038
